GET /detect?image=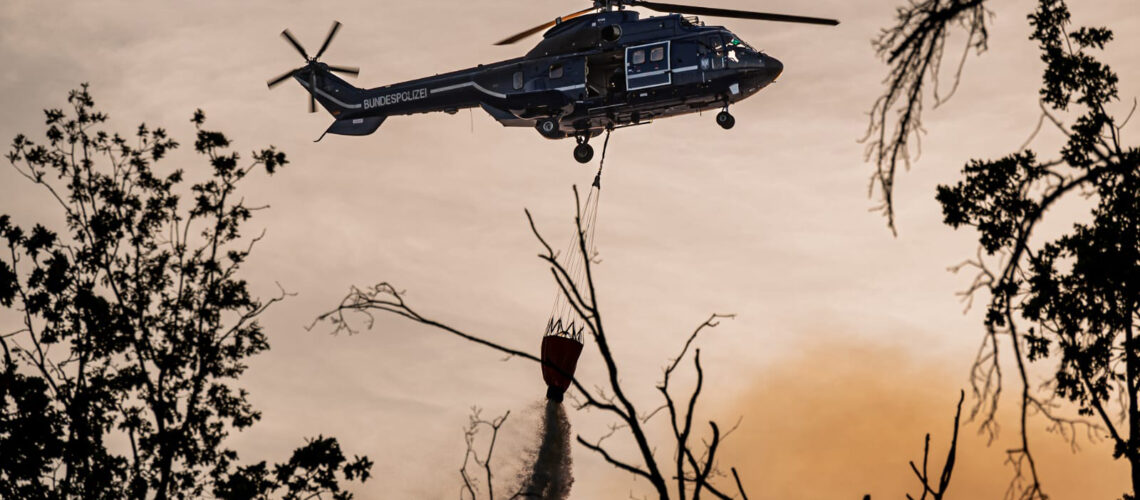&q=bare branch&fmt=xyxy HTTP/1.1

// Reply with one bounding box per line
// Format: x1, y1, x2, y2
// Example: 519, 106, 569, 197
863, 0, 990, 234
458, 407, 510, 500
907, 390, 965, 500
